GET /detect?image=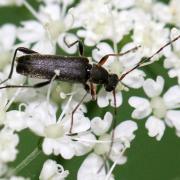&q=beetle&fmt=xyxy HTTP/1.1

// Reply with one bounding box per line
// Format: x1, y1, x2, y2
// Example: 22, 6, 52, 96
0, 35, 180, 134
